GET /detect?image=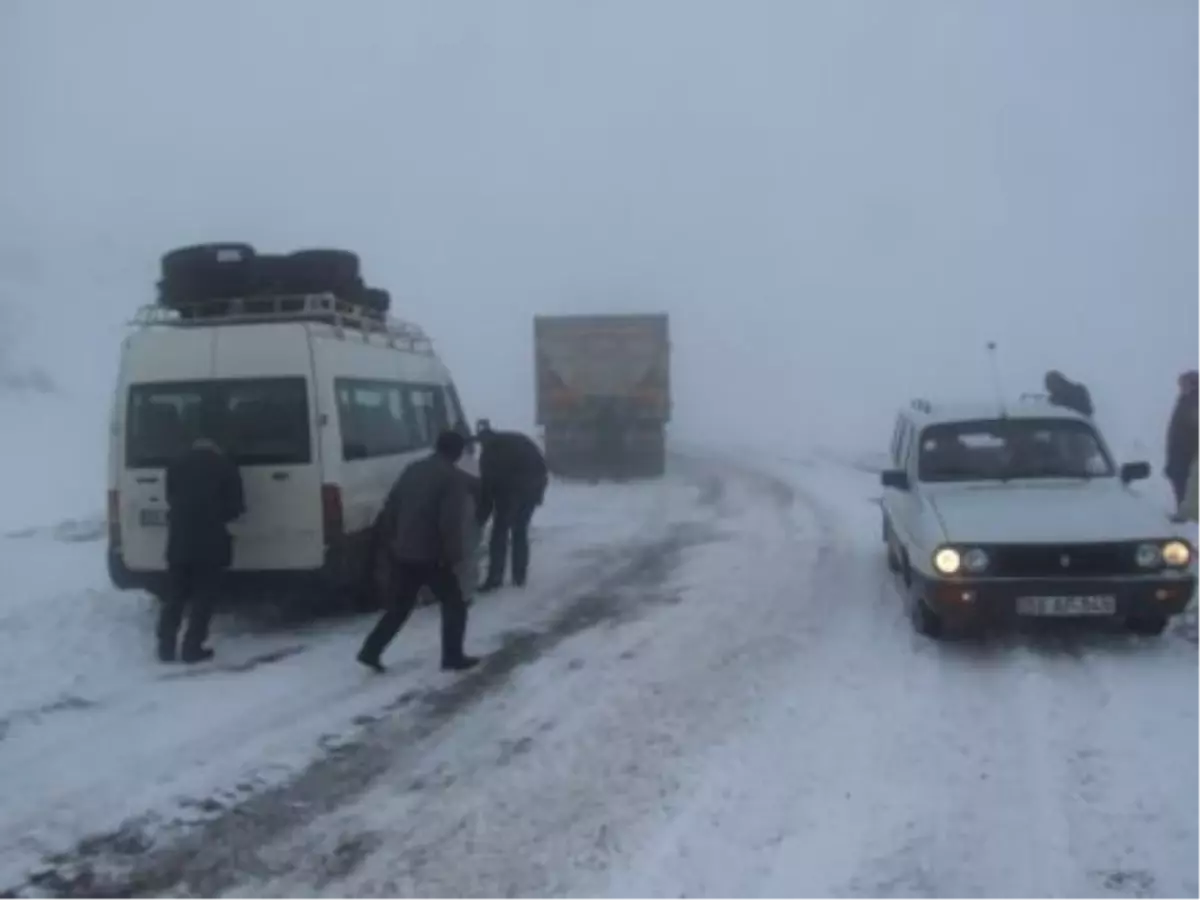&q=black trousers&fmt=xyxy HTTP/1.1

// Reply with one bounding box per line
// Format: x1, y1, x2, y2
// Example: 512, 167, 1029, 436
158, 564, 217, 654
361, 561, 467, 663
486, 492, 538, 585
1169, 471, 1189, 508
